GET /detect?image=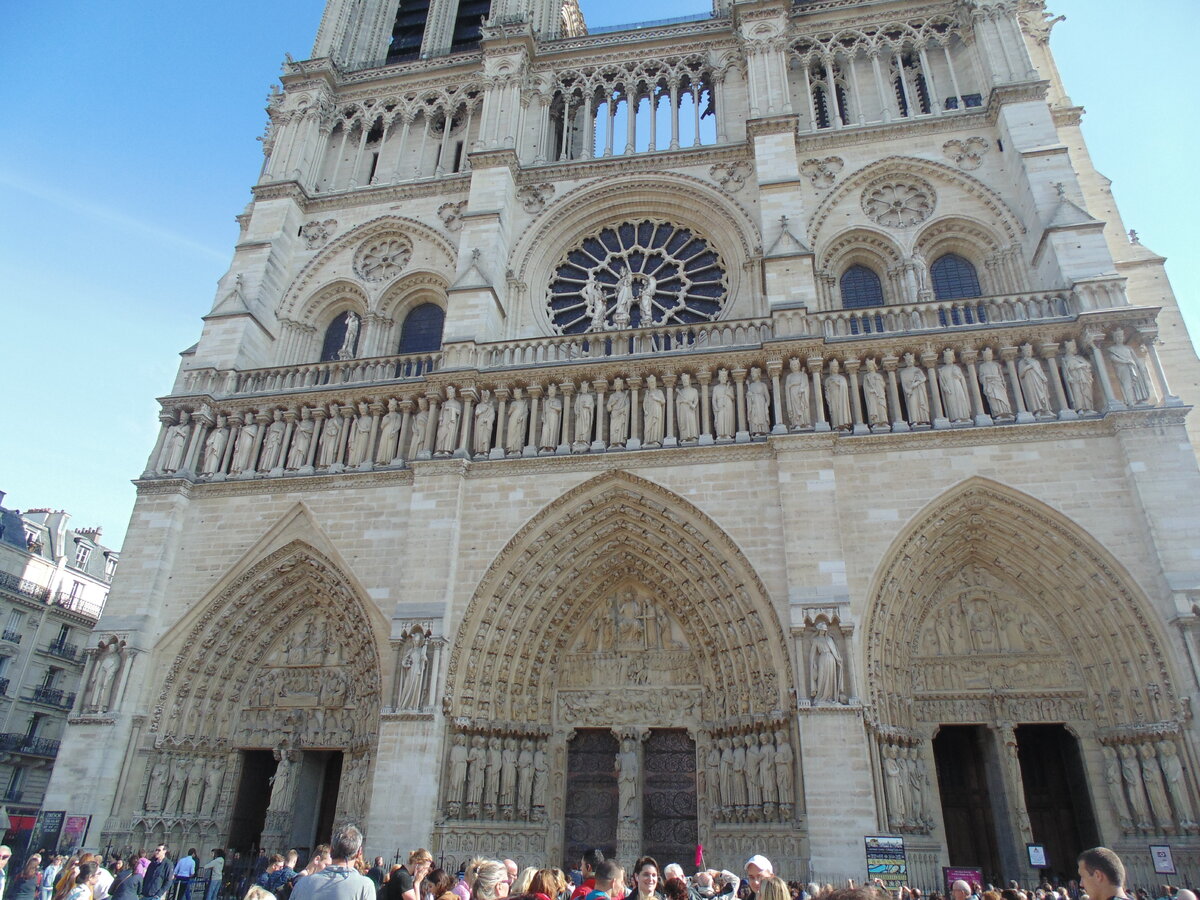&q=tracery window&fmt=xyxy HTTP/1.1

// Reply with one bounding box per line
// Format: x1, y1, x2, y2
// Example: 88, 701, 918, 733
398, 303, 445, 354
840, 265, 885, 309
547, 220, 727, 334
931, 253, 982, 300
320, 310, 361, 362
